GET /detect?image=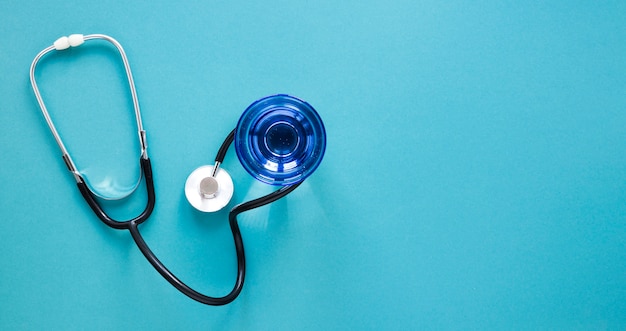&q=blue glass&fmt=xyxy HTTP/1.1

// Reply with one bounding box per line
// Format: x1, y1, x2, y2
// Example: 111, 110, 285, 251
235, 94, 326, 185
